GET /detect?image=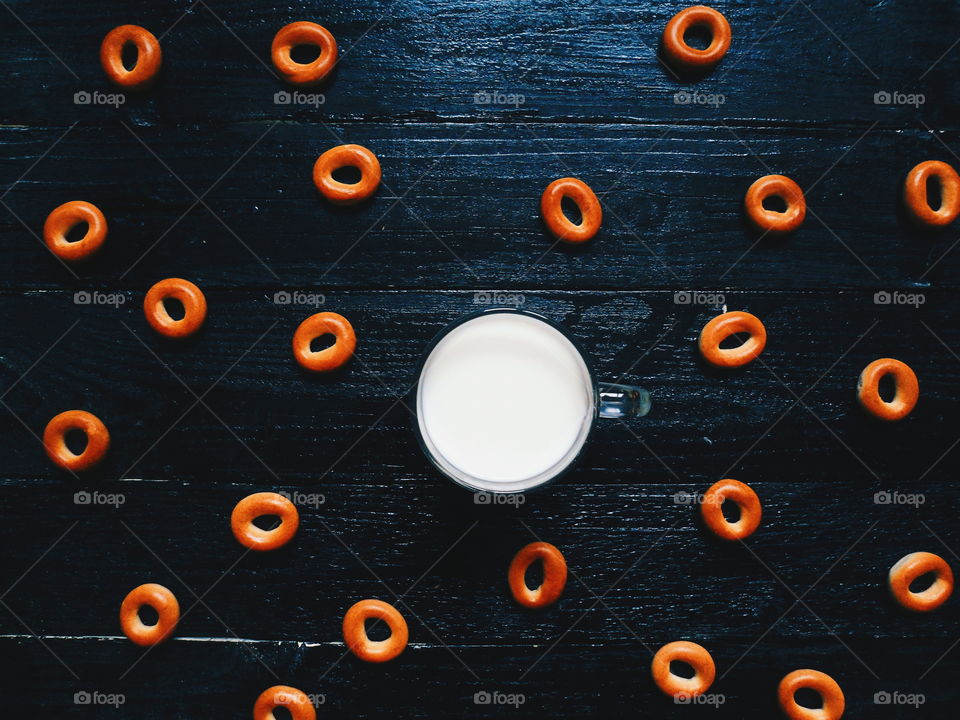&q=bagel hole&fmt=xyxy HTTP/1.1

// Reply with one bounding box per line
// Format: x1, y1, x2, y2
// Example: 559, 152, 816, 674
878, 373, 896, 403
162, 297, 186, 321
364, 618, 391, 641
720, 498, 741, 523
252, 514, 282, 531
290, 43, 321, 64
560, 196, 583, 226
121, 41, 139, 71
64, 221, 89, 243
793, 687, 823, 710
762, 194, 788, 213
331, 165, 362, 184
138, 605, 160, 626
310, 333, 336, 353
683, 23, 713, 51
910, 571, 937, 593
926, 175, 943, 211
669, 660, 696, 679
271, 708, 293, 720
524, 559, 545, 591
64, 428, 88, 456
719, 332, 749, 350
